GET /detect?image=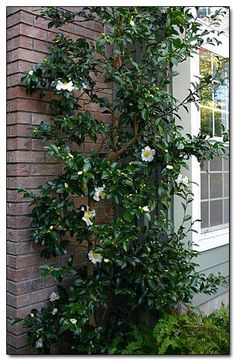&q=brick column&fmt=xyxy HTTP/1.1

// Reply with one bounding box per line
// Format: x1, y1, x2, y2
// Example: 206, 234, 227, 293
6, 6, 112, 354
